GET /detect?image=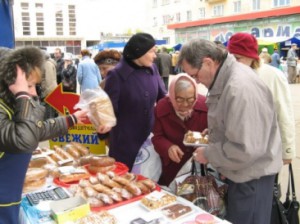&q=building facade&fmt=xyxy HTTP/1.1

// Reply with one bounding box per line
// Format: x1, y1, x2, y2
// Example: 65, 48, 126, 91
12, 0, 149, 55
147, 0, 300, 45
